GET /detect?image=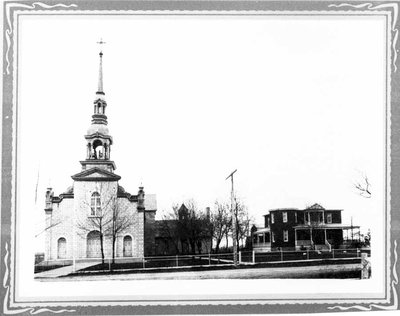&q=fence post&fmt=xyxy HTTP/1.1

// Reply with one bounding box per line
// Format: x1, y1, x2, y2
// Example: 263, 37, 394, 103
176, 255, 179, 267
208, 253, 211, 265
239, 251, 242, 264
357, 248, 359, 258
108, 258, 111, 271
332, 249, 335, 259
142, 257, 145, 269
252, 250, 255, 264
307, 249, 309, 260
361, 253, 370, 279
